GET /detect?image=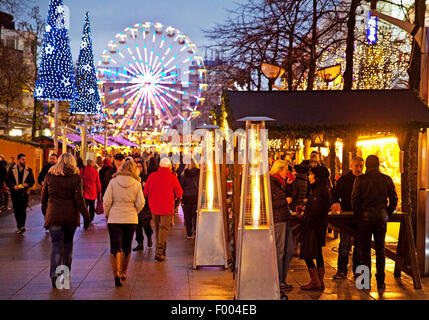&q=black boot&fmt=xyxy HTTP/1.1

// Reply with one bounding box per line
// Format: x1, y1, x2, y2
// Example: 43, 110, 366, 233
133, 243, 144, 251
